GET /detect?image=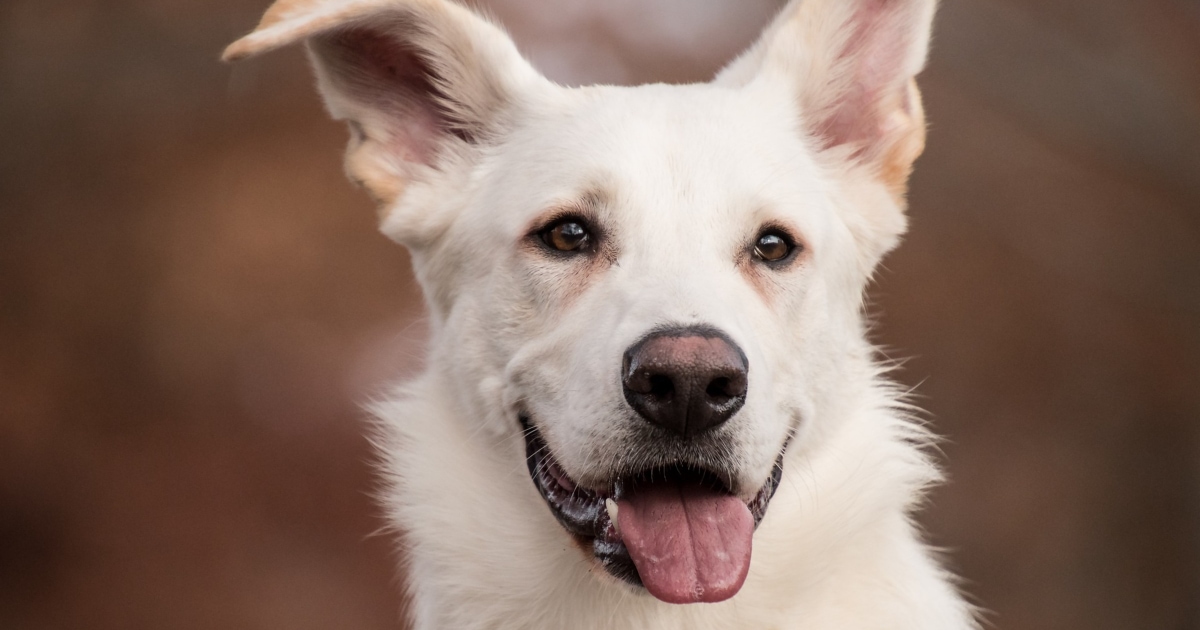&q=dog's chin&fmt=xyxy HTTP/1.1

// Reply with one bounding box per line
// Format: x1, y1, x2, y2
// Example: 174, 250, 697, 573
520, 415, 785, 604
